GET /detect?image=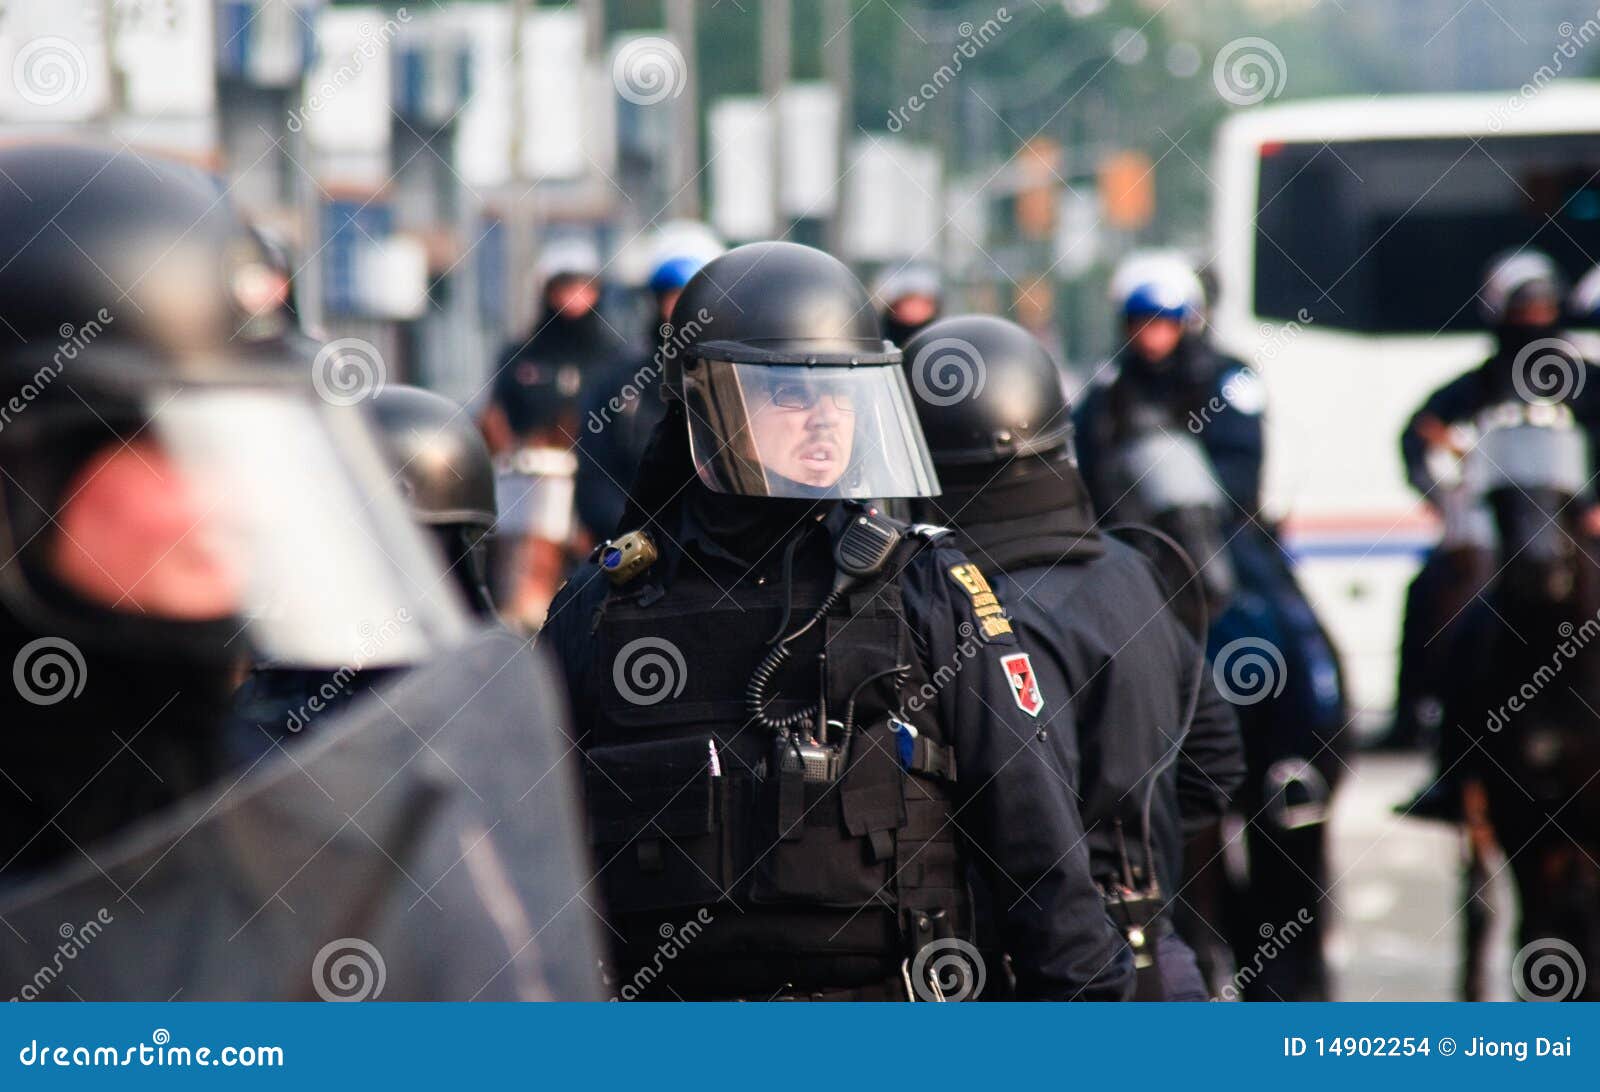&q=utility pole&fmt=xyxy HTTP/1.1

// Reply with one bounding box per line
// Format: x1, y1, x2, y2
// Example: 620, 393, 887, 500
823, 0, 852, 255
762, 0, 791, 239
666, 0, 700, 218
